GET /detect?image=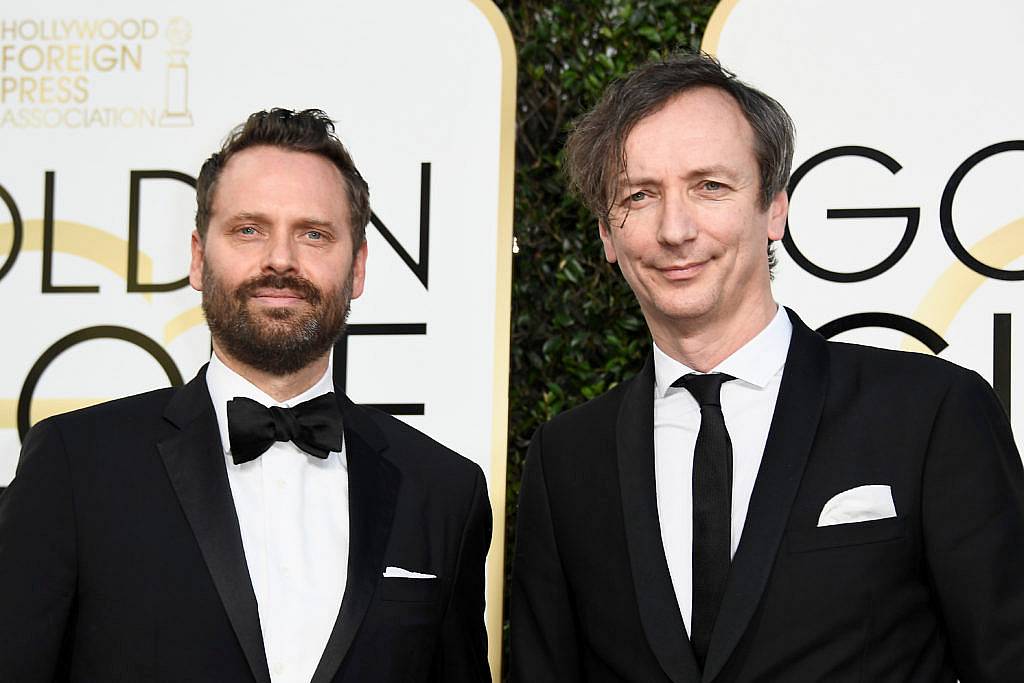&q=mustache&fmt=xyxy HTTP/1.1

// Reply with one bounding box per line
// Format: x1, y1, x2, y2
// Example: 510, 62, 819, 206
235, 274, 322, 304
